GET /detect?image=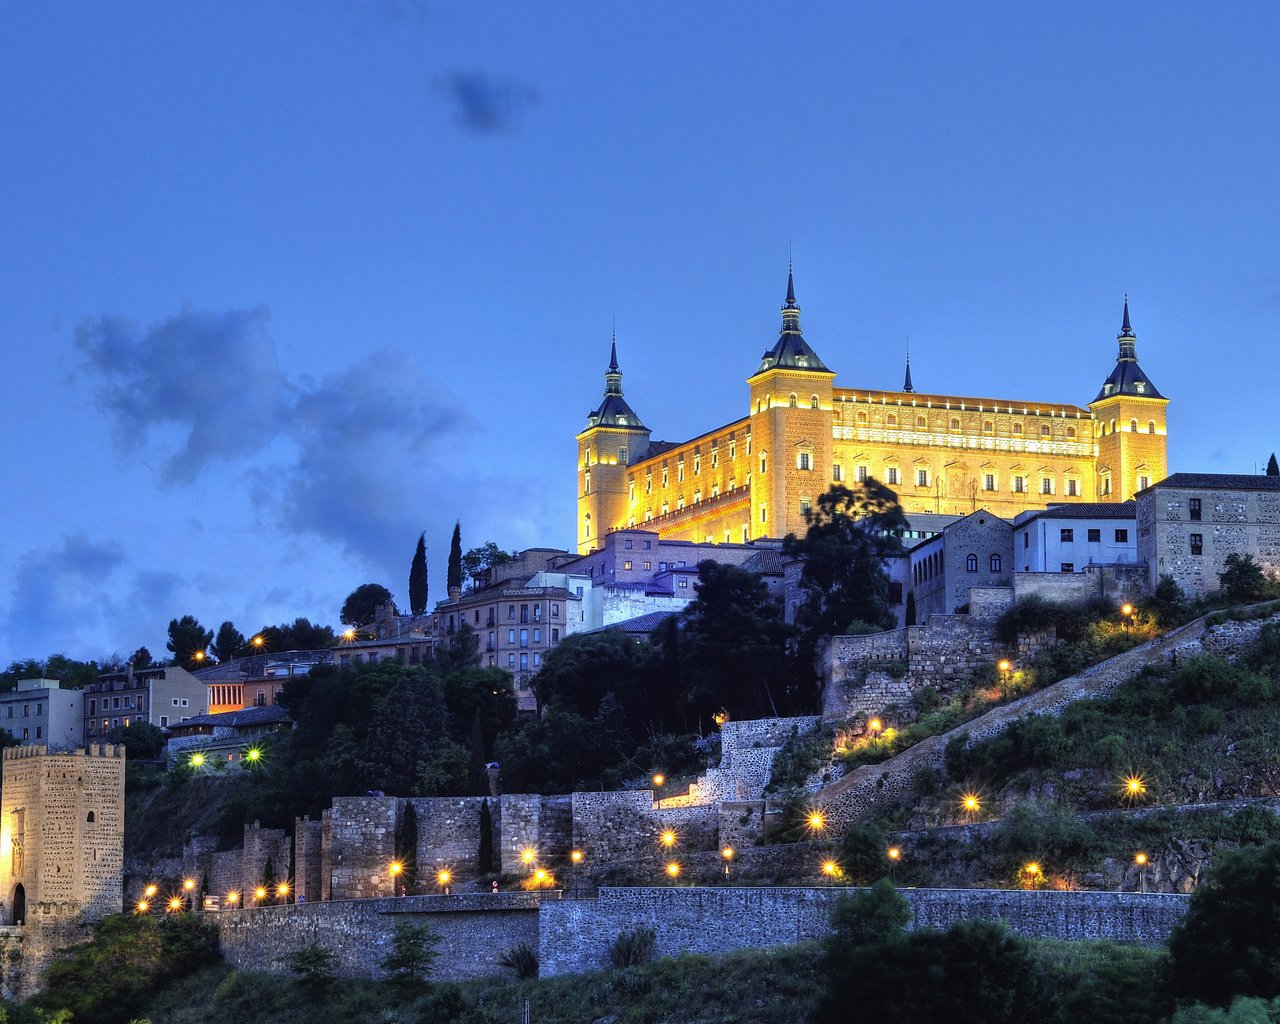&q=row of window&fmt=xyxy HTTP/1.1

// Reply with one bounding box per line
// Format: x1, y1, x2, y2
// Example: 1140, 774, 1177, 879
4, 703, 42, 719
1100, 418, 1159, 436
1046, 528, 1132, 544
756, 394, 821, 413
857, 411, 1083, 438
